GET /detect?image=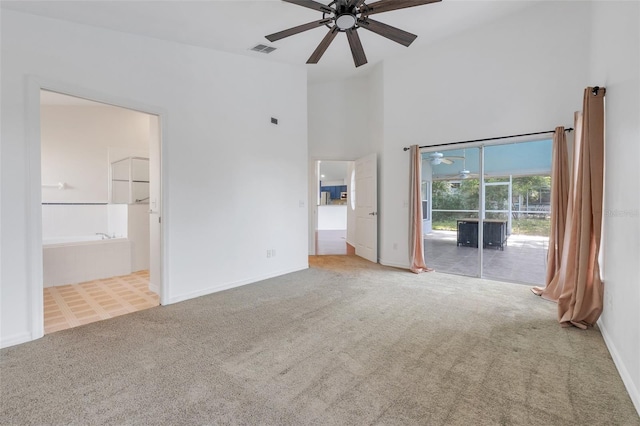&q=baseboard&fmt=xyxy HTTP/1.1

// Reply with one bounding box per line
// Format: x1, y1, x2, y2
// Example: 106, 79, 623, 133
166, 264, 309, 305
1, 331, 34, 349
598, 318, 640, 416
148, 282, 160, 294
